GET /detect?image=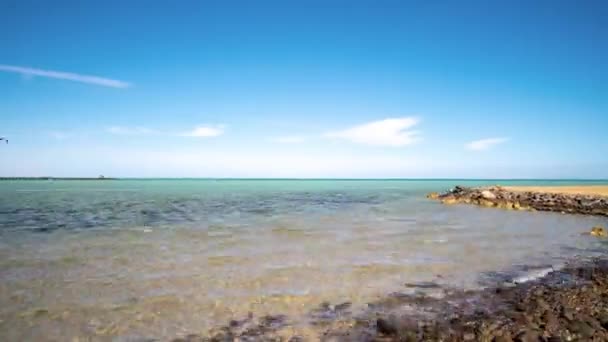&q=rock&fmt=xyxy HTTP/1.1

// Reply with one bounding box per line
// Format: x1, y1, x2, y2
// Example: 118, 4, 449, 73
494, 335, 514, 342
598, 312, 608, 329
500, 201, 515, 210
536, 298, 550, 311
481, 190, 497, 199
441, 196, 459, 205
590, 226, 607, 237
561, 307, 575, 321
376, 317, 398, 335
568, 321, 595, 338
463, 332, 476, 340
426, 192, 439, 200
541, 311, 559, 331
478, 199, 496, 207
514, 330, 540, 342
432, 185, 608, 216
